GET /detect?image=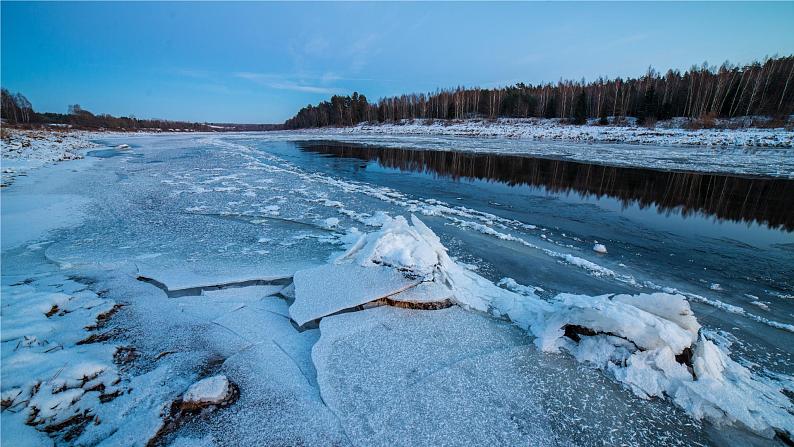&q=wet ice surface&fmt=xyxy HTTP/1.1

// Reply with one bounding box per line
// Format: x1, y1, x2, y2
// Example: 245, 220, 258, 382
2, 132, 792, 446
